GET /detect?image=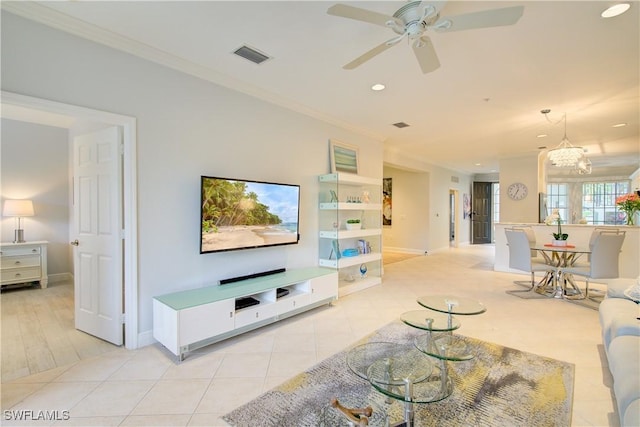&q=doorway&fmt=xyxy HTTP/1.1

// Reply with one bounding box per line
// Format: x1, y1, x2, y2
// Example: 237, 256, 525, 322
472, 182, 492, 244
2, 91, 138, 350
